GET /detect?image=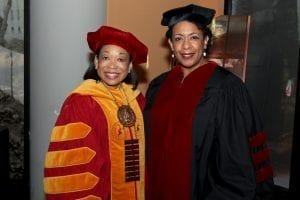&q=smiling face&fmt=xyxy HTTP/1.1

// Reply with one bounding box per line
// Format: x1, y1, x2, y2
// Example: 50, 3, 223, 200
94, 44, 132, 87
168, 21, 209, 77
